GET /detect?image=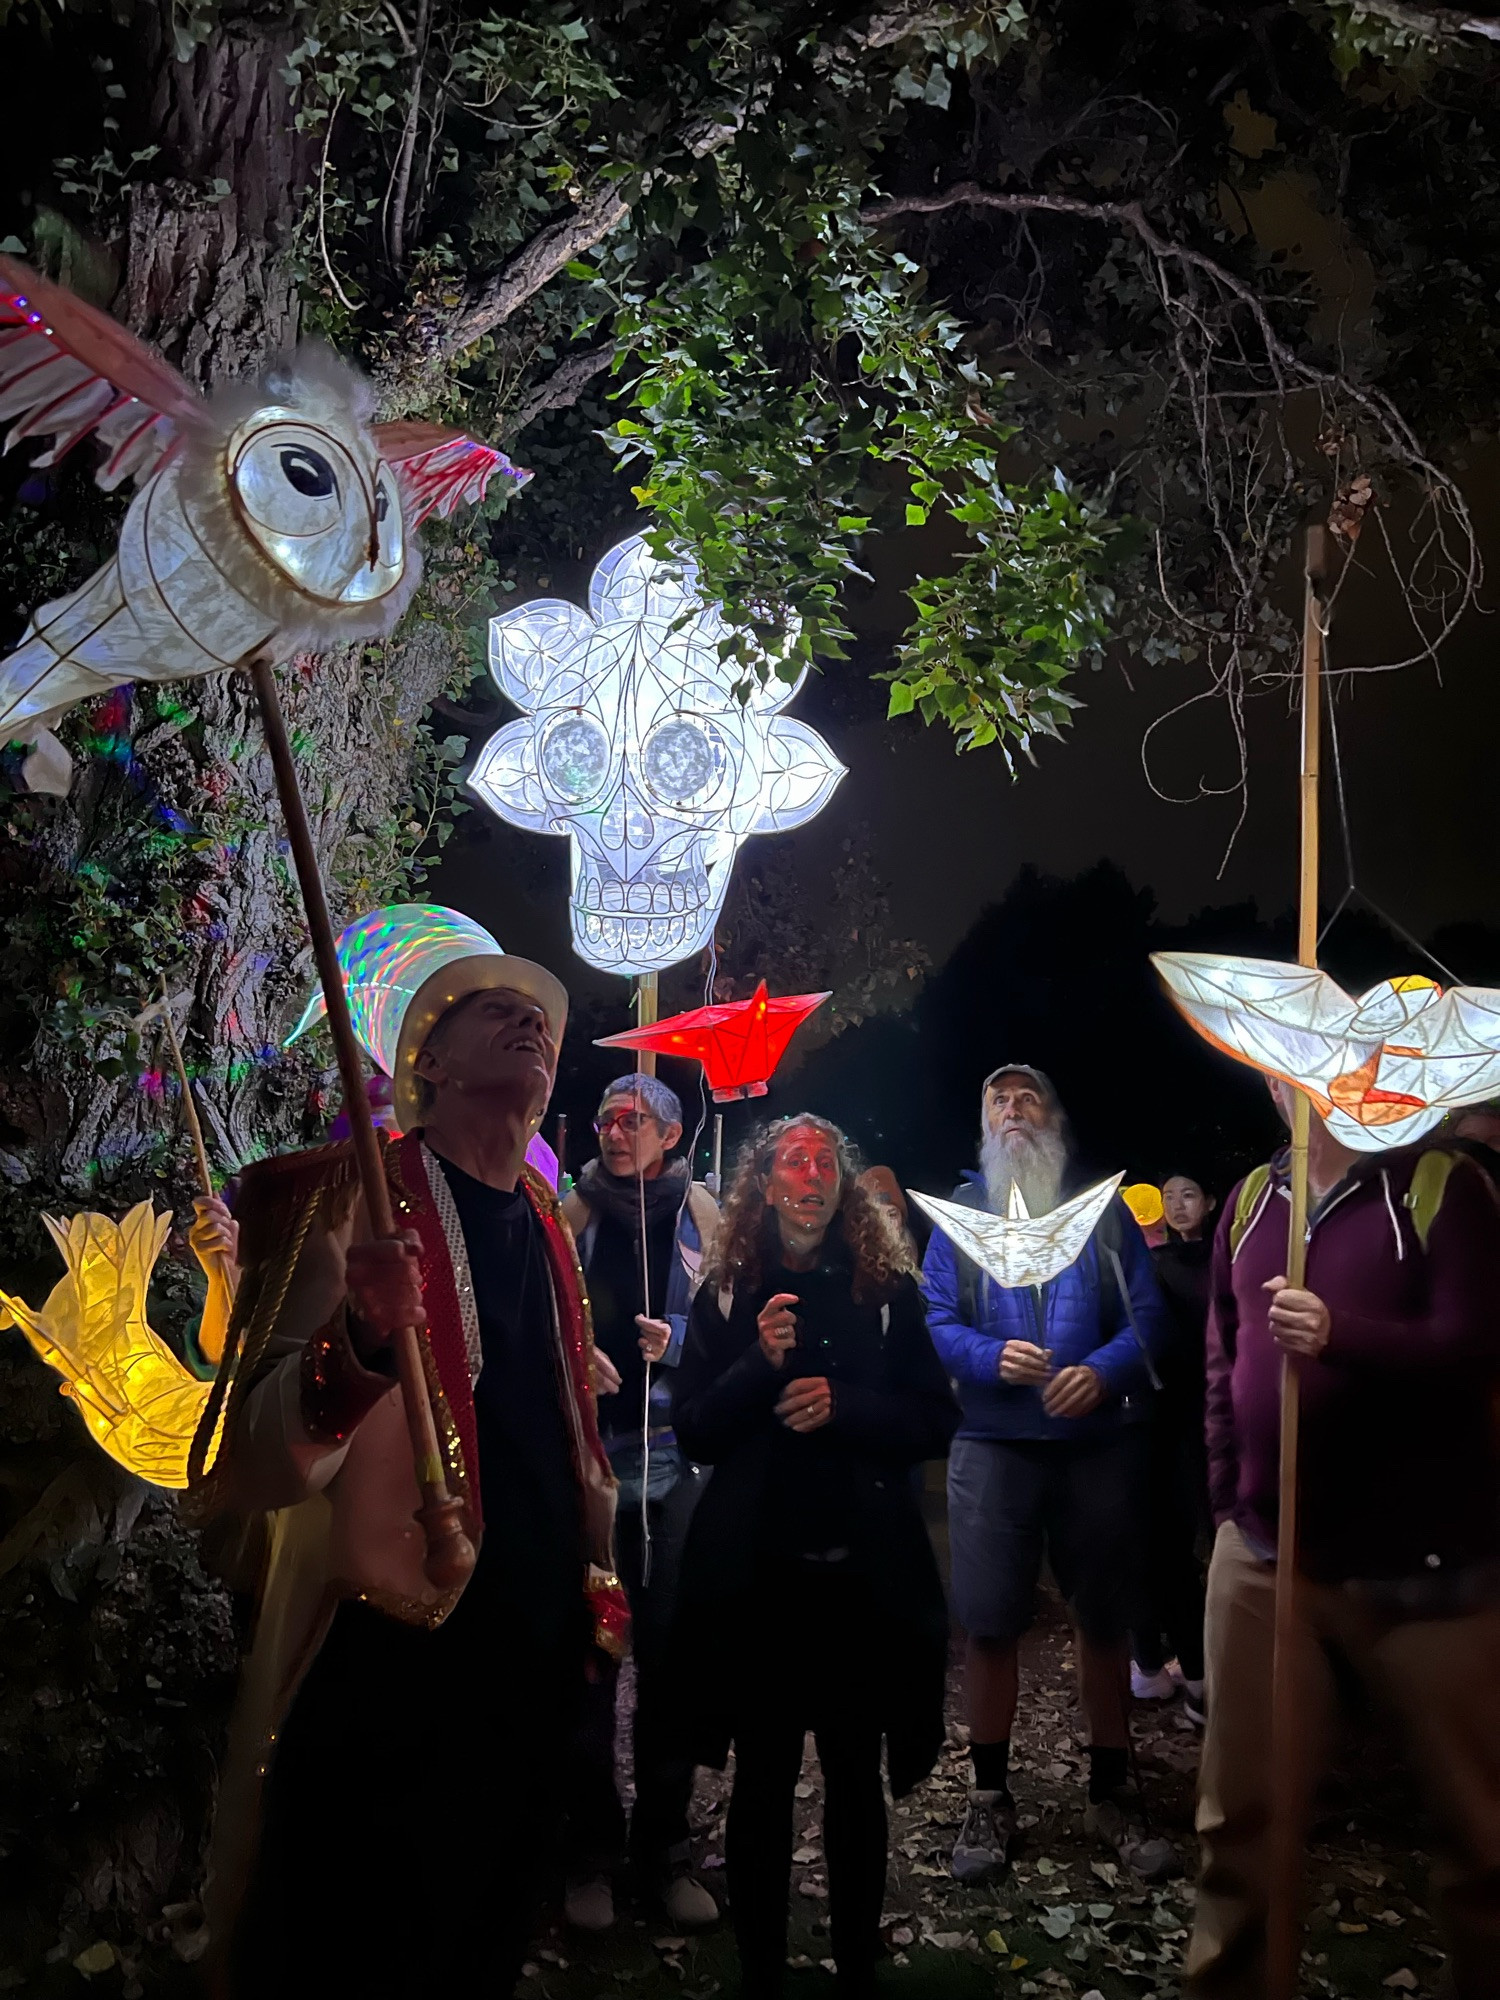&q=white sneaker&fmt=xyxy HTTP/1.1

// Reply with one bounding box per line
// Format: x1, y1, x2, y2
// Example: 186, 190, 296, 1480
564, 1874, 615, 1932
1131, 1662, 1176, 1701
